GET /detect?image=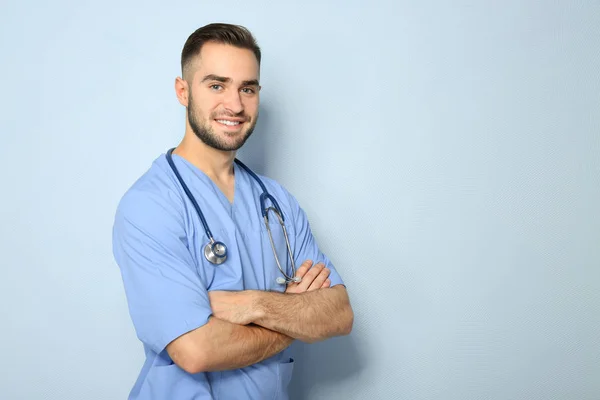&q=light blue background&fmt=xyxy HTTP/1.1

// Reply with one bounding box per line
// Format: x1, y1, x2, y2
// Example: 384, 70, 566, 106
1, 1, 599, 399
